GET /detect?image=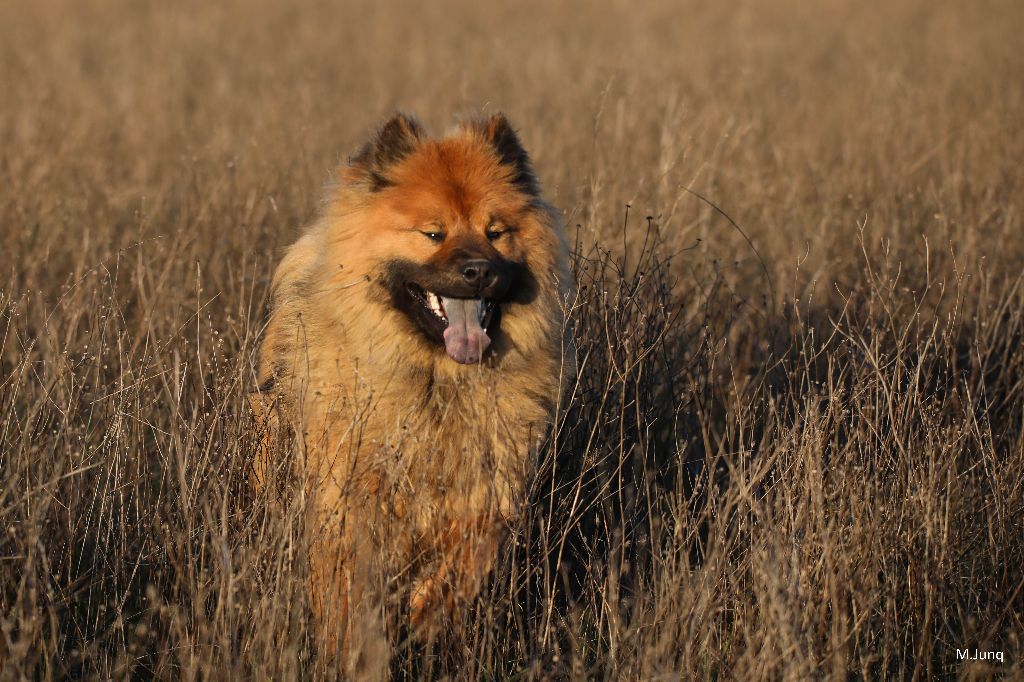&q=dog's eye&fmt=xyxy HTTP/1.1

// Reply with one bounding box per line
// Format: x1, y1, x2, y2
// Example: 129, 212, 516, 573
485, 228, 505, 241
421, 231, 445, 243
